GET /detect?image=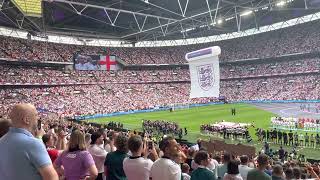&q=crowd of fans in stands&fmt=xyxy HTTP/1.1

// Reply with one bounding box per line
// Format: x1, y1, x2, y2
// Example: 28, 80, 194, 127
0, 52, 319, 119
0, 65, 190, 84
0, 83, 218, 118
0, 56, 319, 84
1, 20, 320, 64
1, 104, 320, 180
1, 71, 320, 117
2, 12, 320, 180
